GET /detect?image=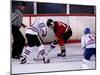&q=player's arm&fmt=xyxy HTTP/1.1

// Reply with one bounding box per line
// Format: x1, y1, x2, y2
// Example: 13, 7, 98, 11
42, 27, 47, 37
21, 23, 27, 28
81, 36, 86, 49
40, 23, 47, 37
11, 12, 18, 22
